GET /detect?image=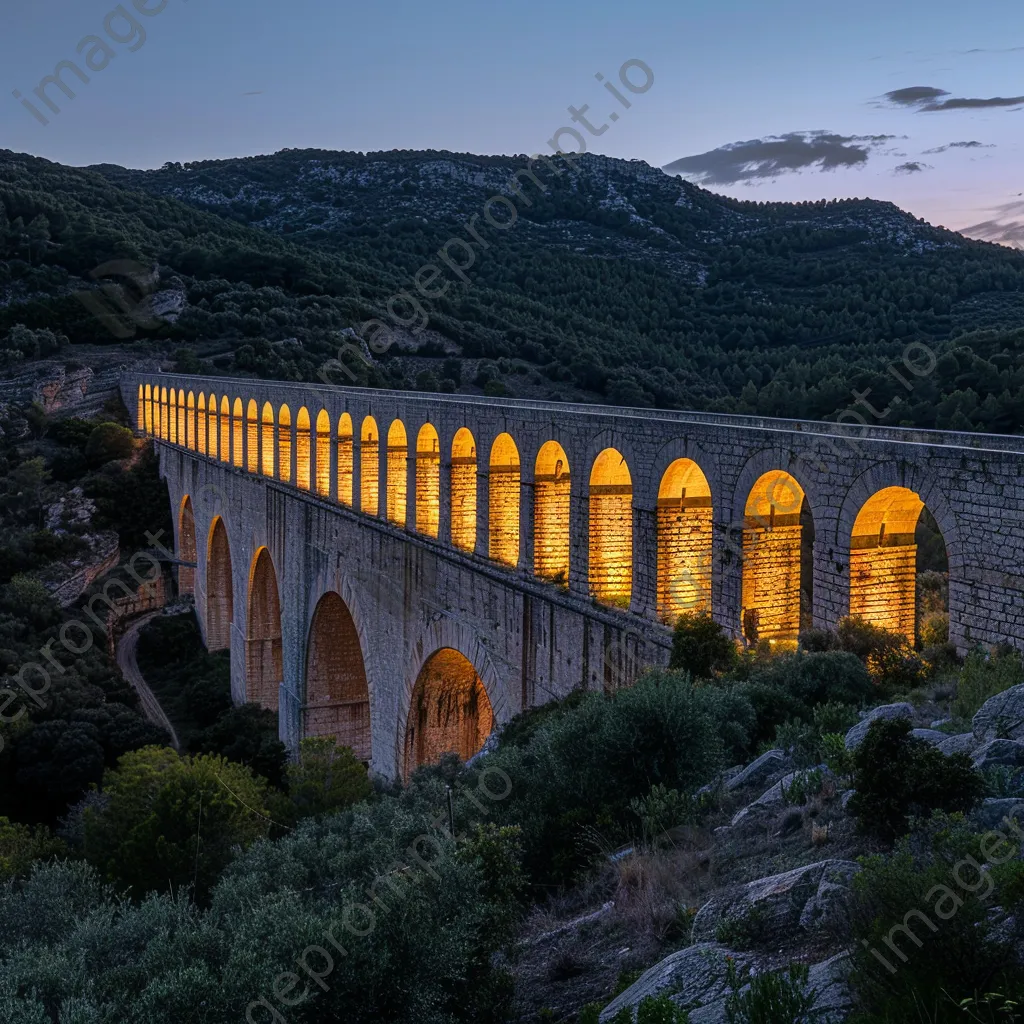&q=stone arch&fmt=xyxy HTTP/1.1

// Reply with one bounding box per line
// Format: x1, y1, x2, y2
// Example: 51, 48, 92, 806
160, 387, 168, 439
657, 458, 713, 622
168, 390, 178, 444
261, 401, 275, 476
186, 392, 196, 451
219, 395, 231, 463
178, 495, 197, 595
206, 393, 218, 459
589, 447, 633, 608
360, 415, 379, 515
177, 391, 186, 446
277, 404, 292, 483
137, 384, 144, 430
451, 427, 477, 553
246, 546, 282, 711
489, 432, 520, 567
206, 516, 233, 651
534, 440, 570, 584
415, 423, 440, 537
402, 648, 495, 778
246, 399, 259, 472
315, 409, 331, 496
143, 383, 153, 434
232, 398, 243, 467
337, 412, 354, 506
296, 407, 312, 490
386, 419, 408, 526
304, 591, 372, 761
